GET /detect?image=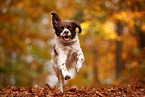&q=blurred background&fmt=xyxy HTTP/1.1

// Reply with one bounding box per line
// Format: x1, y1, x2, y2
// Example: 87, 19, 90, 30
0, 0, 145, 87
